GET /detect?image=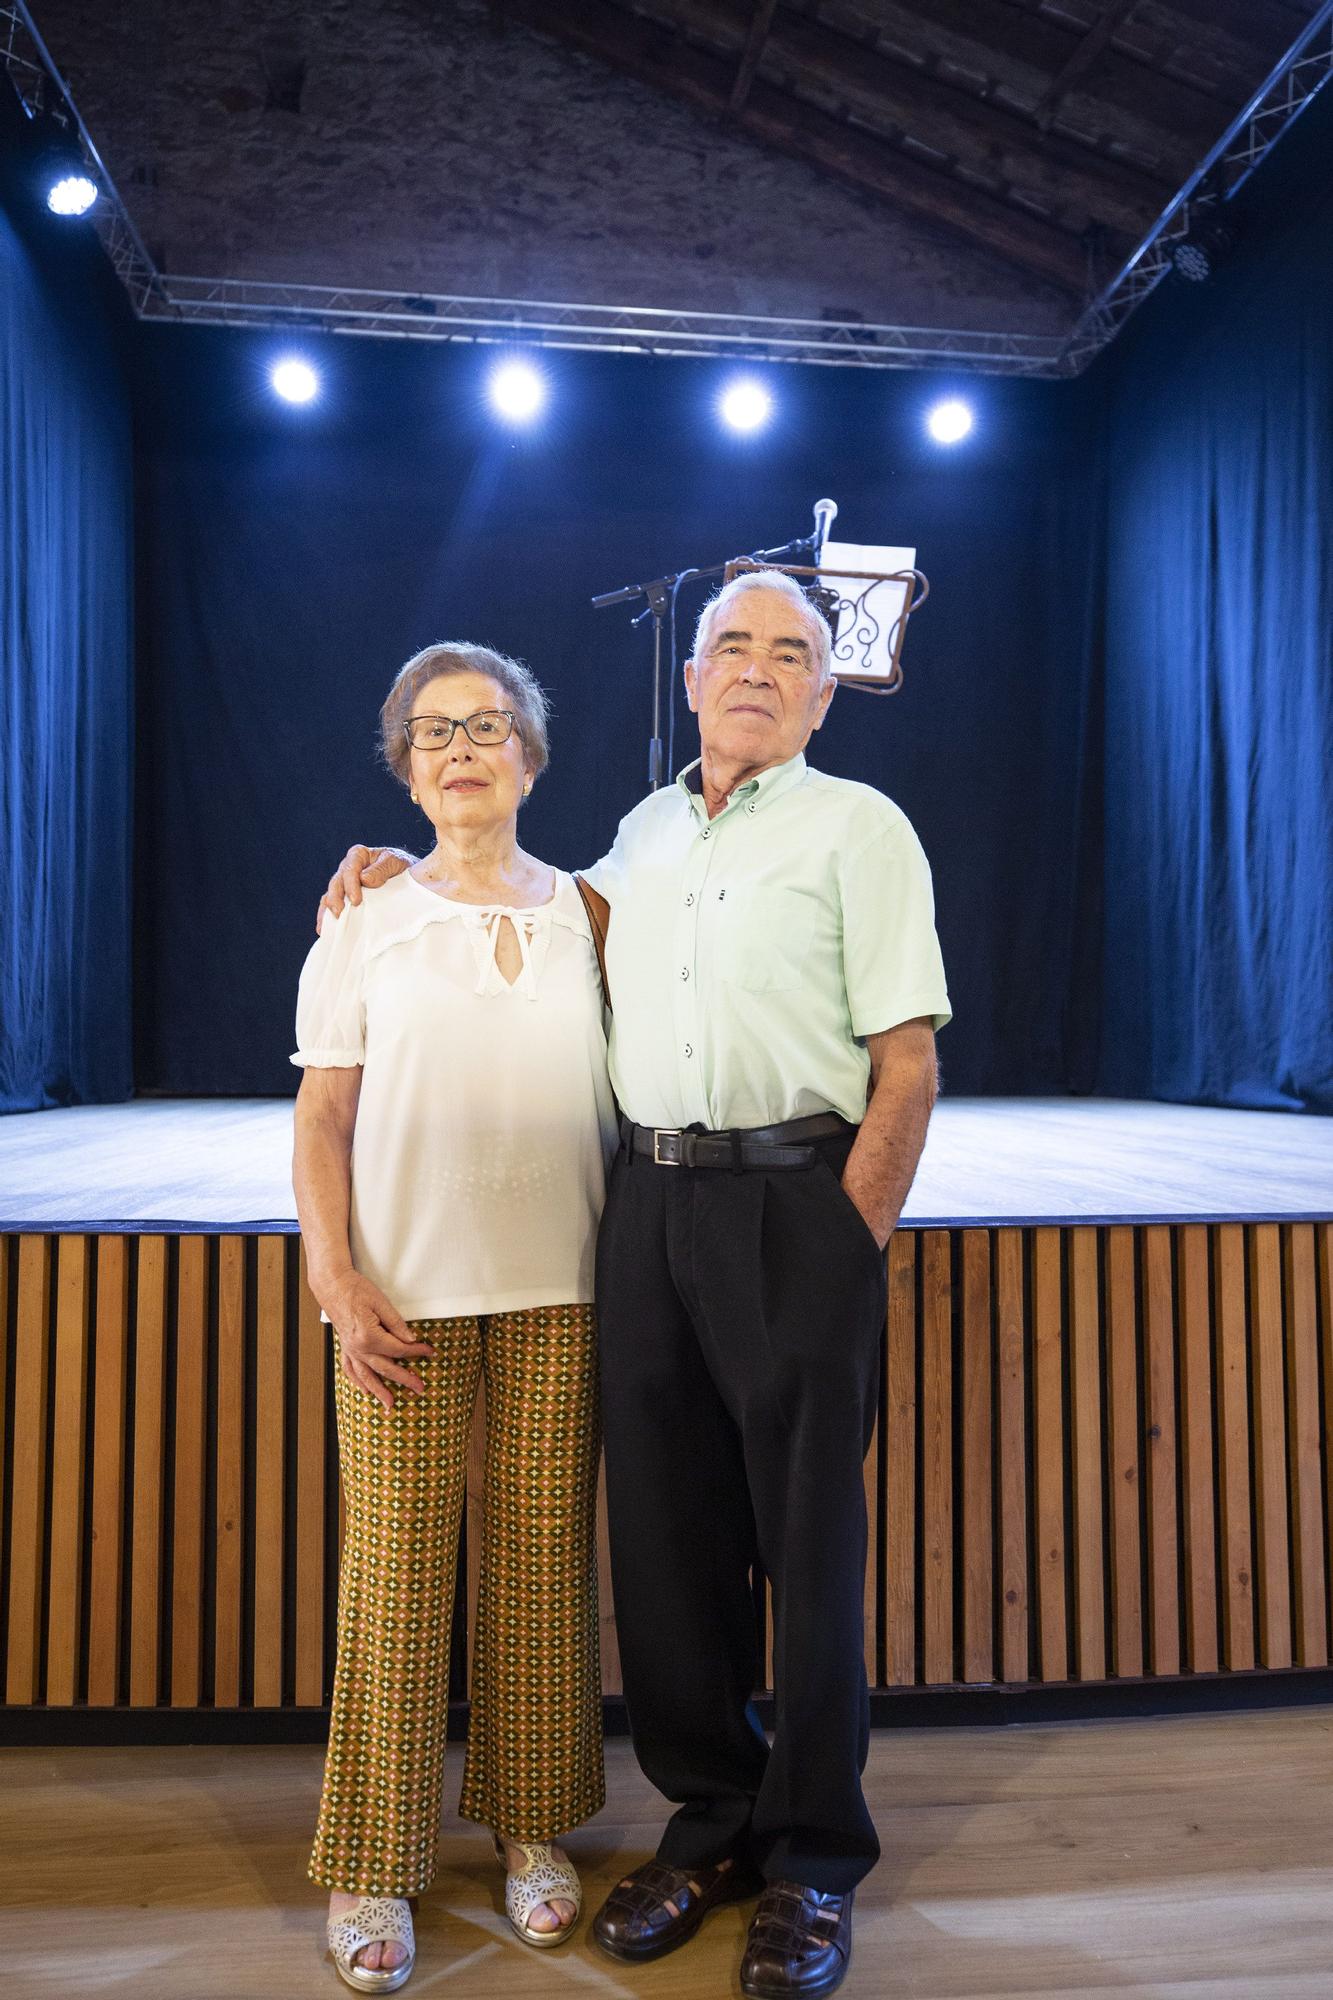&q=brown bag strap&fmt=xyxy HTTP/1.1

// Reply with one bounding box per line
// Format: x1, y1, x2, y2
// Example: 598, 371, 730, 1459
573, 873, 611, 1010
